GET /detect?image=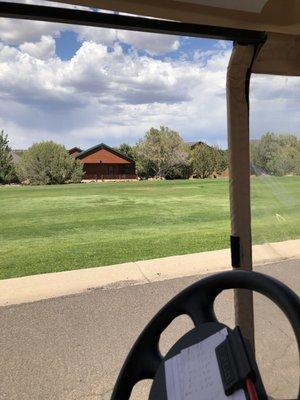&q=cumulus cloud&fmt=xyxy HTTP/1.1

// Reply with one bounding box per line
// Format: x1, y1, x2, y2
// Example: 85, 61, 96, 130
0, 0, 90, 43
19, 35, 56, 59
0, 0, 180, 55
0, 18, 65, 45
0, 13, 299, 149
0, 38, 232, 147
0, 18, 180, 55
117, 31, 179, 55
73, 26, 180, 55
250, 74, 300, 137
